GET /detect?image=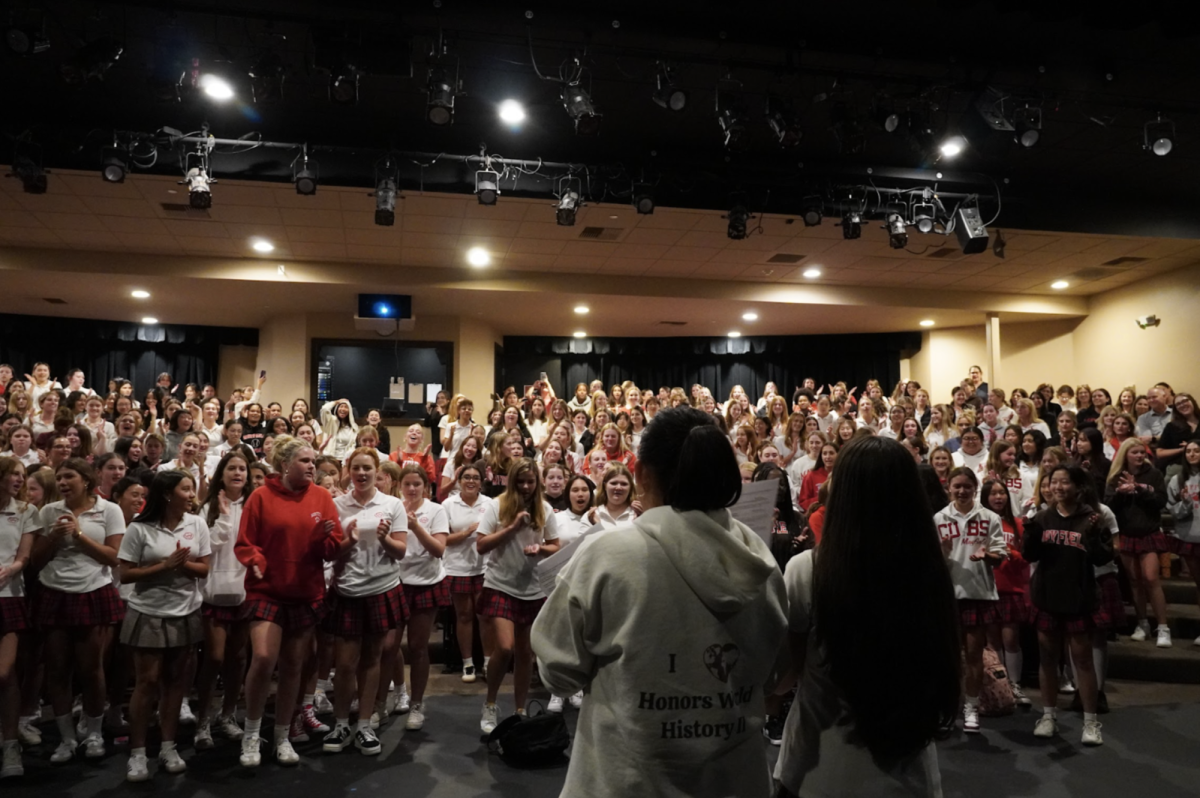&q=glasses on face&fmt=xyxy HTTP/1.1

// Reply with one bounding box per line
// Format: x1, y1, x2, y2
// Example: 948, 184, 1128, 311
460, 475, 481, 482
